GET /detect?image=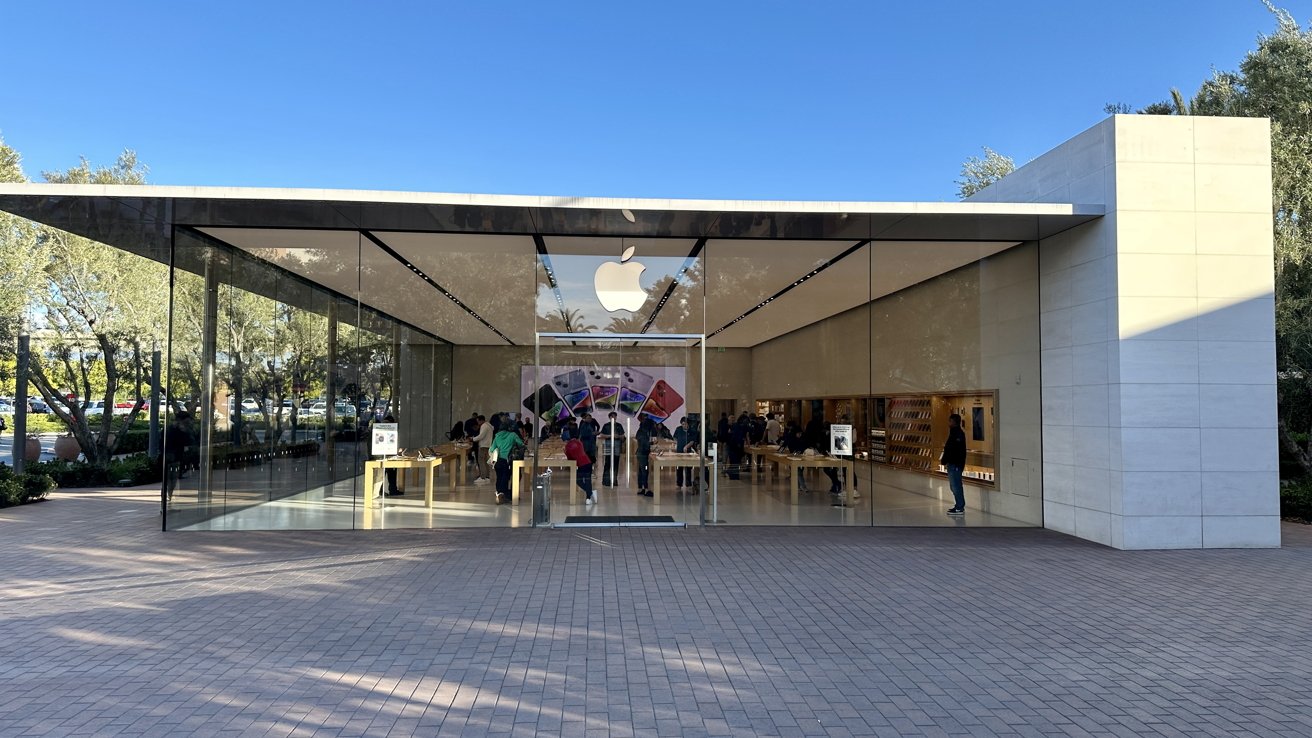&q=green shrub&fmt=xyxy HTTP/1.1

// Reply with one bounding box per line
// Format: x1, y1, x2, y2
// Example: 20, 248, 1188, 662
107, 454, 162, 486
27, 459, 103, 487
114, 430, 151, 455
0, 478, 22, 506
25, 454, 160, 488
21, 473, 55, 502
2, 414, 67, 434
0, 464, 57, 507
1281, 479, 1312, 523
